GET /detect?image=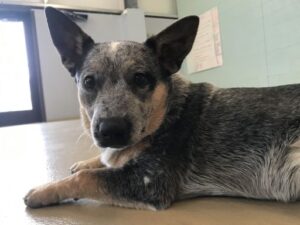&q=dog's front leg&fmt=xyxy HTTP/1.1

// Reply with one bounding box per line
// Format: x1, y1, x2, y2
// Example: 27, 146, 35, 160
24, 169, 102, 208
24, 166, 174, 210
